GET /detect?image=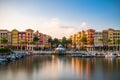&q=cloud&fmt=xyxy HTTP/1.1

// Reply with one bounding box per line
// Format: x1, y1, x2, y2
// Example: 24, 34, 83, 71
41, 18, 60, 28
0, 4, 87, 39
78, 22, 87, 31
40, 18, 87, 39
39, 18, 75, 39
